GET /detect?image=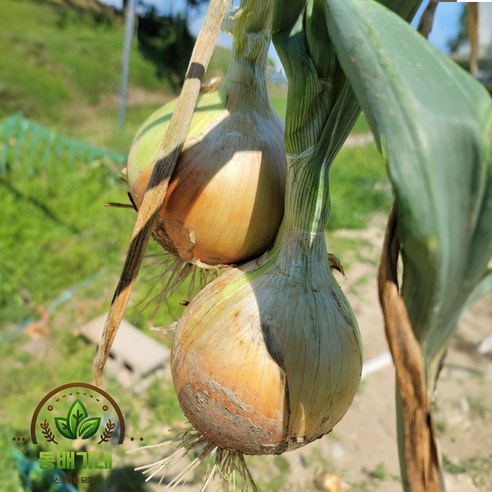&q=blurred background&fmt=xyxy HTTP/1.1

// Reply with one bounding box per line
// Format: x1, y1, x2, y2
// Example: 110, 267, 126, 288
1, 1, 491, 490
